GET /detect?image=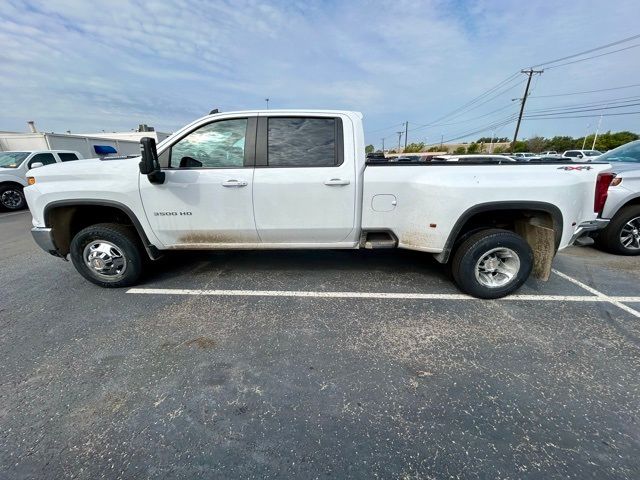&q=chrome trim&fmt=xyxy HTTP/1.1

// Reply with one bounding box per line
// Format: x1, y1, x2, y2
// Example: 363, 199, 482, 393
569, 219, 610, 245
31, 227, 57, 253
